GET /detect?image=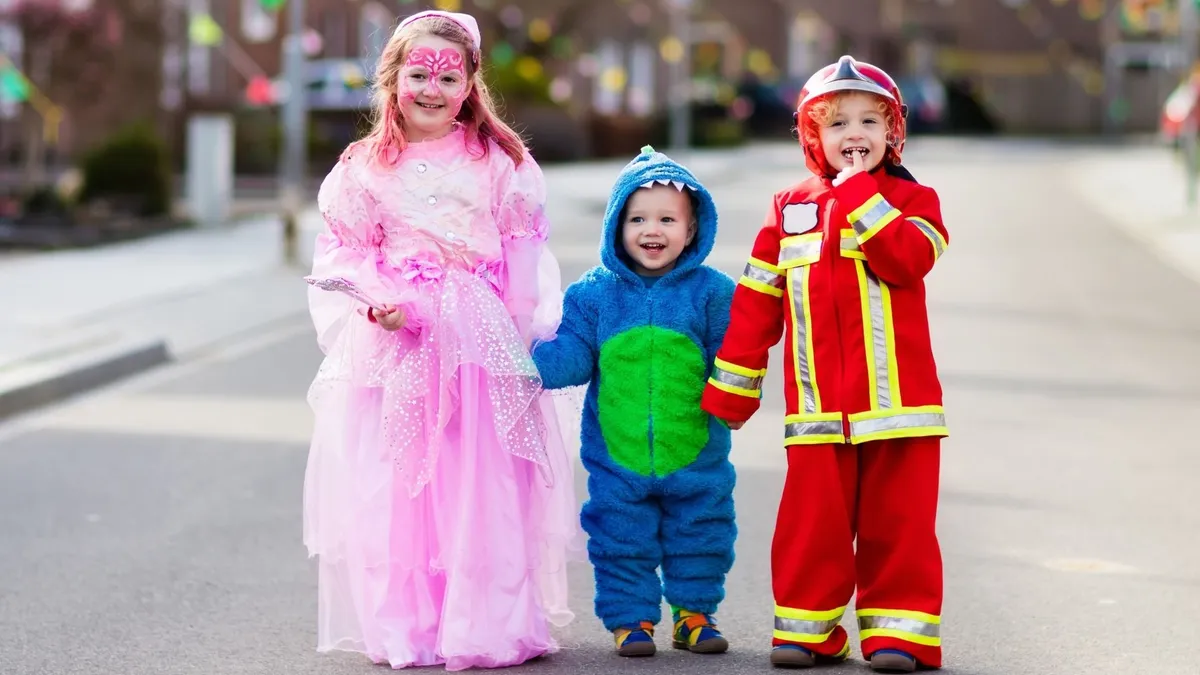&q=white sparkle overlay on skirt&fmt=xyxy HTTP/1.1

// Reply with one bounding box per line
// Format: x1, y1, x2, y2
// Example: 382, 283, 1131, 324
308, 268, 550, 498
